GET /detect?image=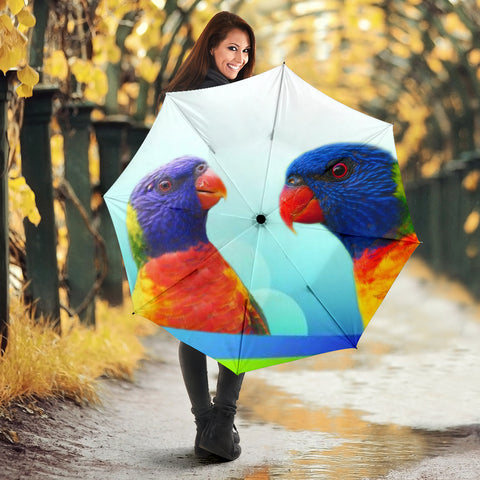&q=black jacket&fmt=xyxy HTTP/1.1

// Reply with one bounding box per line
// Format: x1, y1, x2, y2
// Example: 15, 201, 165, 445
199, 69, 230, 89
